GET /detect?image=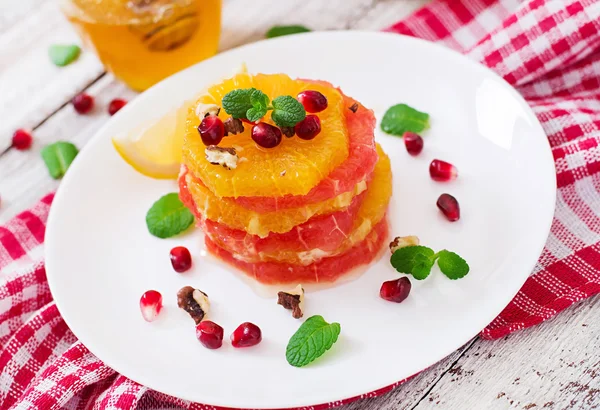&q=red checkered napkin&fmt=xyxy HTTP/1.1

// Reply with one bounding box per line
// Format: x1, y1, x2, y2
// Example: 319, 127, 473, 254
2, 0, 600, 408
